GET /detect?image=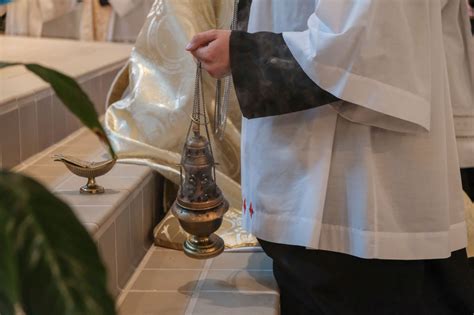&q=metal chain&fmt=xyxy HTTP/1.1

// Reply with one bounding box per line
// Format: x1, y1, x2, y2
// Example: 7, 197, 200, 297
214, 0, 239, 140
